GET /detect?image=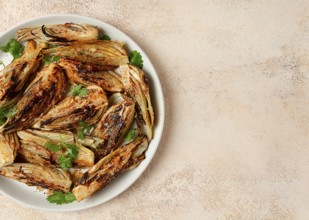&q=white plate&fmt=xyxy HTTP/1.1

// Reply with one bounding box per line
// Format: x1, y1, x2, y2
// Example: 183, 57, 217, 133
0, 14, 165, 211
